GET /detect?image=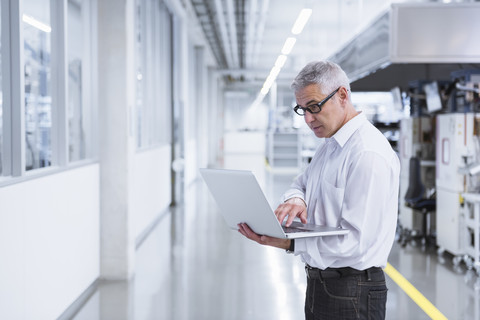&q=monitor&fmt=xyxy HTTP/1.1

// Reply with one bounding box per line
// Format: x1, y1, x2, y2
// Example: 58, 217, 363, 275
390, 87, 403, 111
424, 81, 443, 113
